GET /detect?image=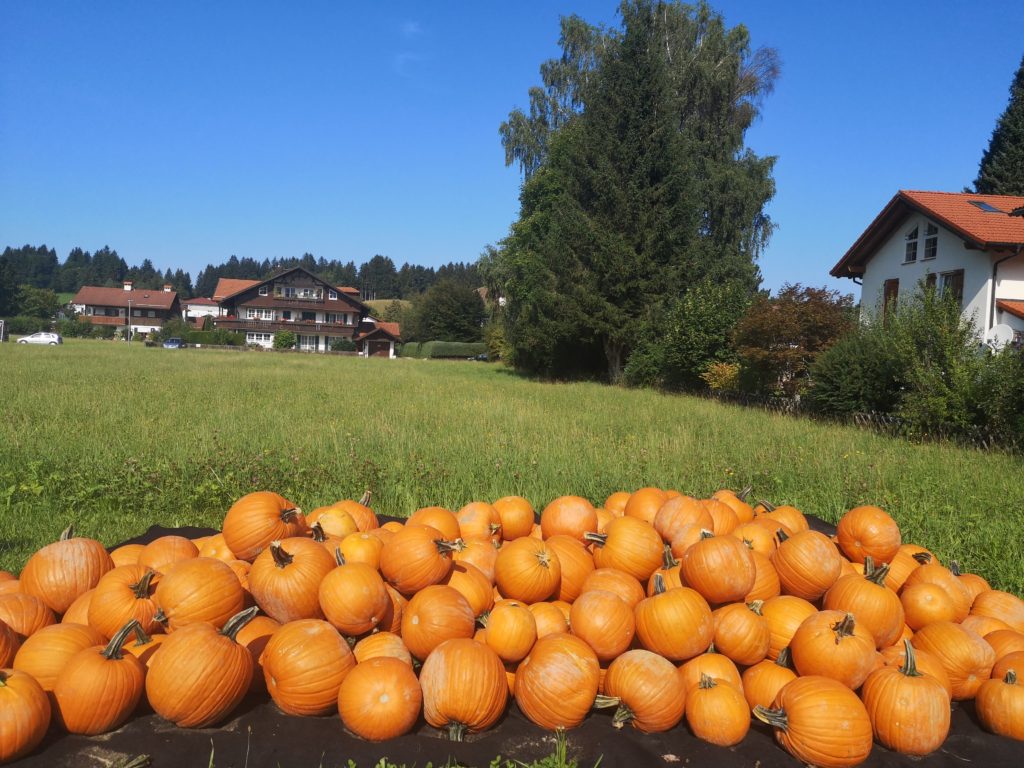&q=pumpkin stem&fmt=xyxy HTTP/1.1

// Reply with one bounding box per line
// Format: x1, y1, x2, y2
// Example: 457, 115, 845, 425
698, 673, 717, 689
583, 532, 608, 548
60, 524, 75, 541
752, 705, 788, 731
737, 486, 753, 502
444, 722, 467, 742
489, 522, 502, 536
775, 528, 790, 544
477, 611, 490, 628
699, 528, 715, 540
1005, 670, 1018, 686
661, 544, 679, 570
103, 620, 142, 660
153, 609, 168, 626
270, 541, 293, 569
652, 573, 667, 595
899, 638, 922, 677
832, 613, 857, 643
0, 670, 8, 687
434, 538, 463, 556
747, 600, 764, 616
221, 606, 260, 641
310, 522, 327, 543
280, 508, 301, 524
358, 490, 372, 507
775, 647, 792, 669
131, 624, 153, 647
912, 552, 933, 565
864, 560, 890, 586
950, 560, 962, 577
757, 499, 776, 513
611, 704, 634, 729
132, 570, 157, 599
592, 694, 621, 709
334, 547, 346, 566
